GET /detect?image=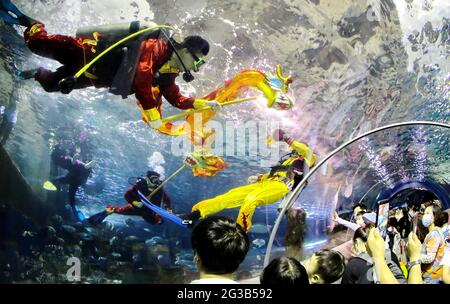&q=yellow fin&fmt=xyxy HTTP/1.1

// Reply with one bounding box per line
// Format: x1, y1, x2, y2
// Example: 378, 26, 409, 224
43, 181, 57, 191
